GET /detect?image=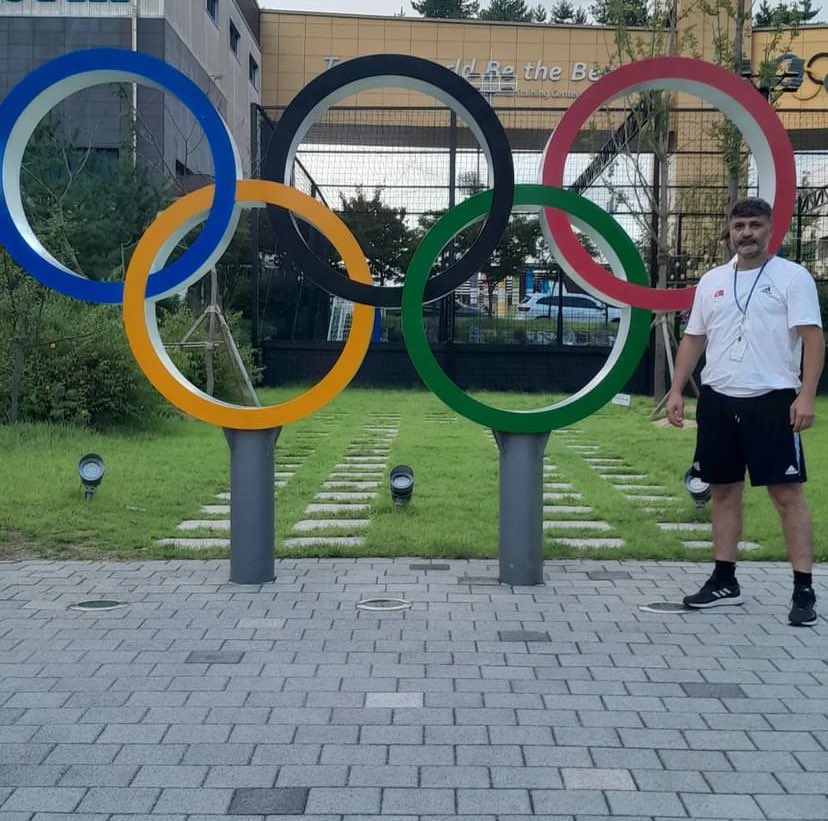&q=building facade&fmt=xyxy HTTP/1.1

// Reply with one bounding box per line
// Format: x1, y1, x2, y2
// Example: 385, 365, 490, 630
0, 0, 262, 178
